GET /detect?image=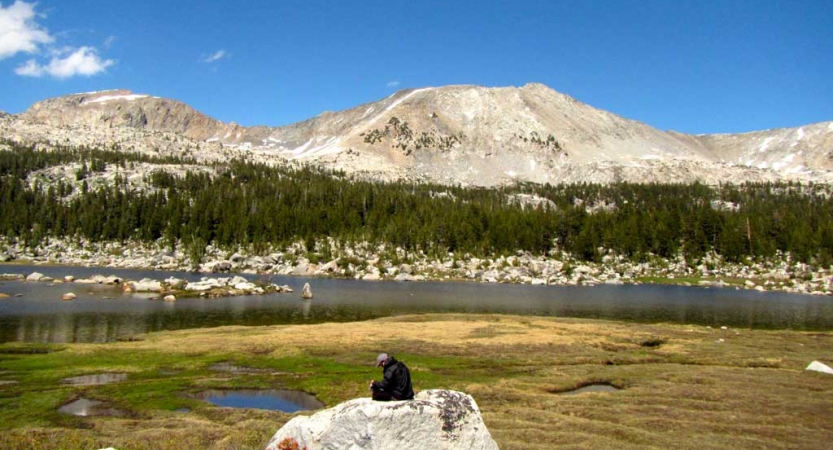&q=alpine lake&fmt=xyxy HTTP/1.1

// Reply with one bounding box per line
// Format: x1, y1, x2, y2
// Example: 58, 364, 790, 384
0, 264, 831, 450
